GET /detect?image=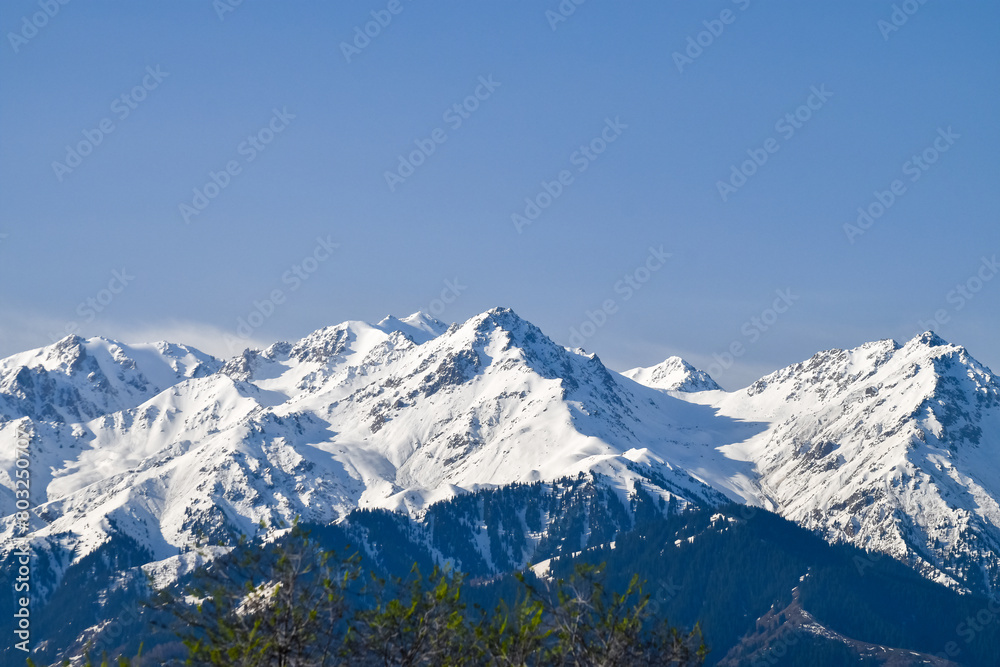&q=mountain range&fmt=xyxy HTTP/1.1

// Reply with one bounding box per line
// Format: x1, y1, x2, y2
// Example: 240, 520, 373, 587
1, 307, 998, 663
